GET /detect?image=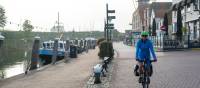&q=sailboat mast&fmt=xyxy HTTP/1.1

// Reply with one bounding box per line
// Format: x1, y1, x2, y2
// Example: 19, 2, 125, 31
58, 12, 60, 33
